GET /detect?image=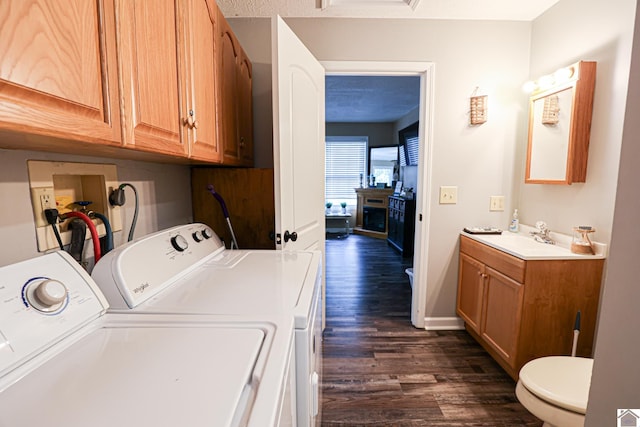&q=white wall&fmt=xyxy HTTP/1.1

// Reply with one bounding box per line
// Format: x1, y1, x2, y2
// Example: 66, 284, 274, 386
0, 148, 193, 267
521, 0, 637, 244
585, 3, 640, 425
229, 17, 531, 318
